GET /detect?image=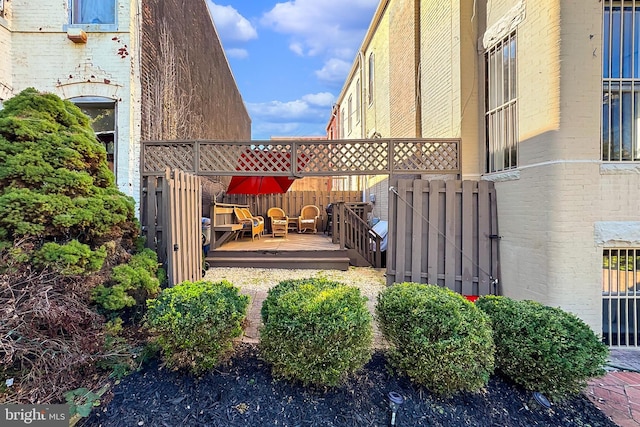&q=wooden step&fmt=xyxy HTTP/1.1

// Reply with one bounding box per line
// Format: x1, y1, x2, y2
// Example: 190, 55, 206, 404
207, 254, 349, 271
